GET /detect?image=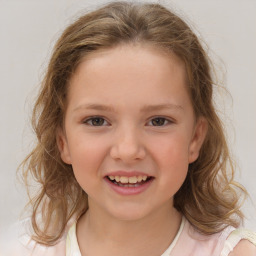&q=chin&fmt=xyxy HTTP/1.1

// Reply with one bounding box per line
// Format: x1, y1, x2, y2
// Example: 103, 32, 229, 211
106, 203, 152, 222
